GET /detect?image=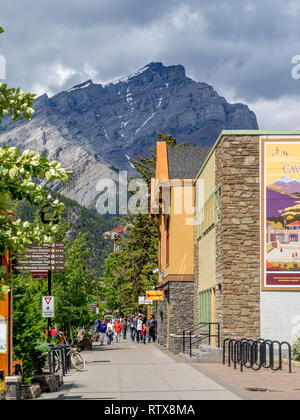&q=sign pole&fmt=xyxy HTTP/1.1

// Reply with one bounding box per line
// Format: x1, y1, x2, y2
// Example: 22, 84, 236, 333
47, 269, 51, 343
